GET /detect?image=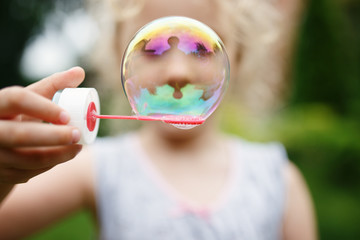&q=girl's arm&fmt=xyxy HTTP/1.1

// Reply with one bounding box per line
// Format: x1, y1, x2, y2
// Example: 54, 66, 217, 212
0, 67, 96, 238
0, 147, 96, 239
0, 67, 85, 203
282, 162, 318, 240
